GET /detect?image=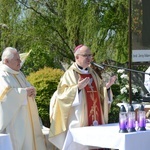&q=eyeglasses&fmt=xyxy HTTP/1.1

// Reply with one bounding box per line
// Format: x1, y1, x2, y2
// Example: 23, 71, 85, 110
78, 54, 92, 57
